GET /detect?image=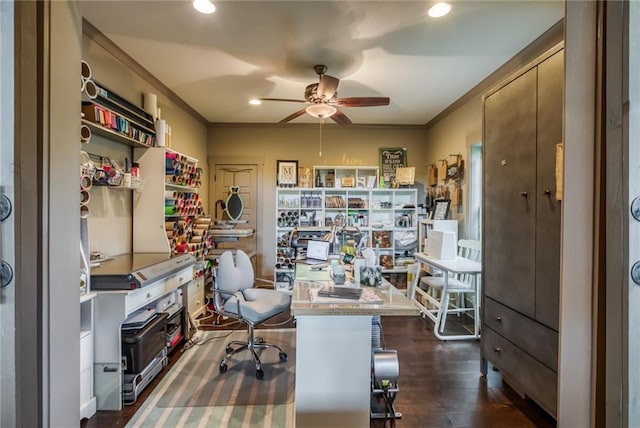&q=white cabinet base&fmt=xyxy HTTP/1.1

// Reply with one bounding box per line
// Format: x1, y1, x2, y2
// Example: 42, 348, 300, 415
295, 315, 372, 427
